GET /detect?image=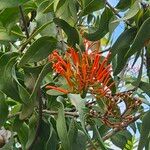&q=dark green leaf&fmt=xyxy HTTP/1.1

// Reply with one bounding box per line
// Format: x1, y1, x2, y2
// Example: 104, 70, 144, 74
83, 7, 113, 41
116, 0, 132, 10
54, 18, 79, 46
19, 36, 57, 66
125, 17, 150, 59
138, 111, 150, 150
81, 0, 105, 16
